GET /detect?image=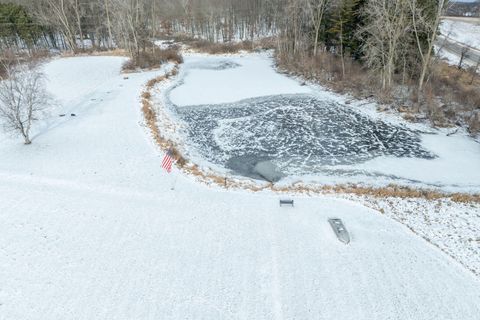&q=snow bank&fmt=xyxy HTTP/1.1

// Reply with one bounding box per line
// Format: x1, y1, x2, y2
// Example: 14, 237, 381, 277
329, 132, 480, 192
353, 195, 480, 278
